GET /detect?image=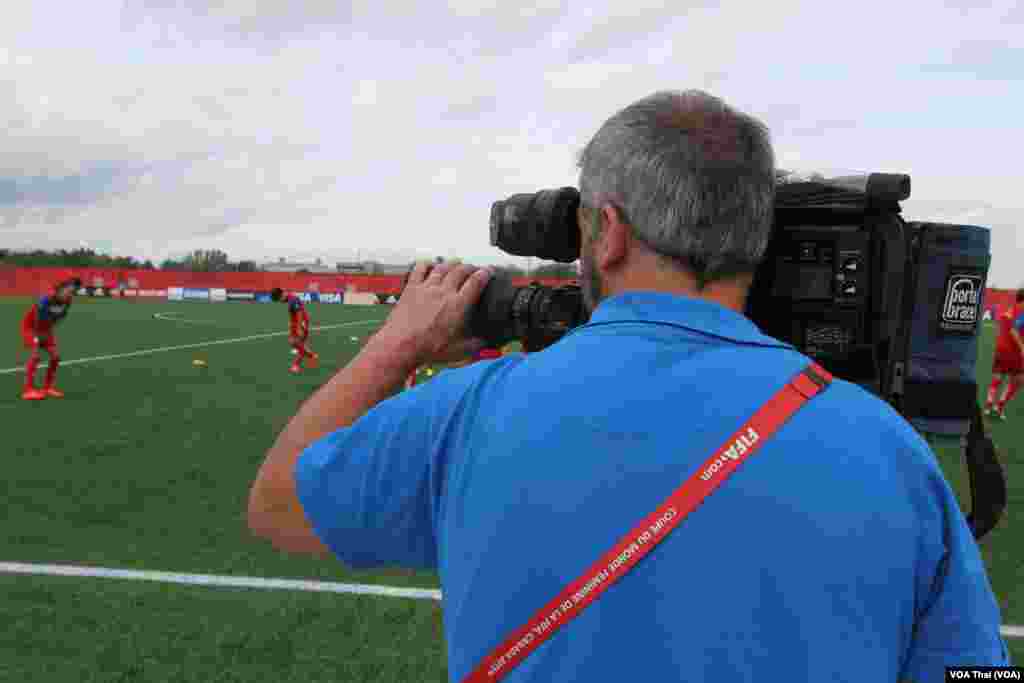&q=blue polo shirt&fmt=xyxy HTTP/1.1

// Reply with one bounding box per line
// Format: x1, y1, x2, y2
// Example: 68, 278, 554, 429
295, 291, 1007, 682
